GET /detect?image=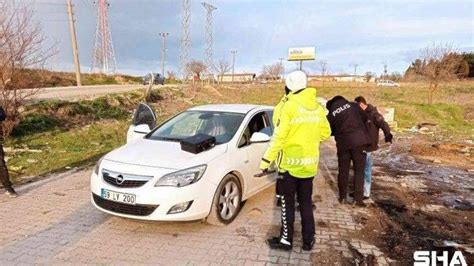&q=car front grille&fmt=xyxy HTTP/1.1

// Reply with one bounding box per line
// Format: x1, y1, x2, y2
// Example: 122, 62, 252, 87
93, 194, 158, 216
102, 169, 152, 188
103, 174, 148, 188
